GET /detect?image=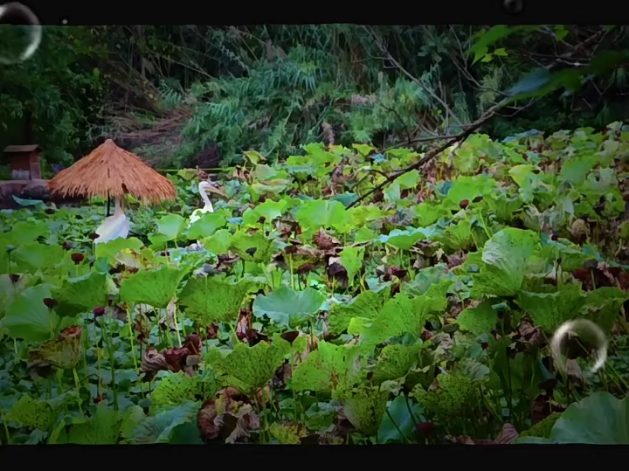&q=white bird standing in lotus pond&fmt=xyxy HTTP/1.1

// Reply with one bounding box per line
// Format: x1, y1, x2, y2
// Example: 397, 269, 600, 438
189, 181, 228, 225
187, 180, 228, 252
94, 196, 130, 245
